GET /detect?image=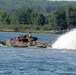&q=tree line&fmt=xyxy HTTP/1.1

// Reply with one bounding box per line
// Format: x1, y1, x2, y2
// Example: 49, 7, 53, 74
0, 6, 76, 31
0, 0, 76, 14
